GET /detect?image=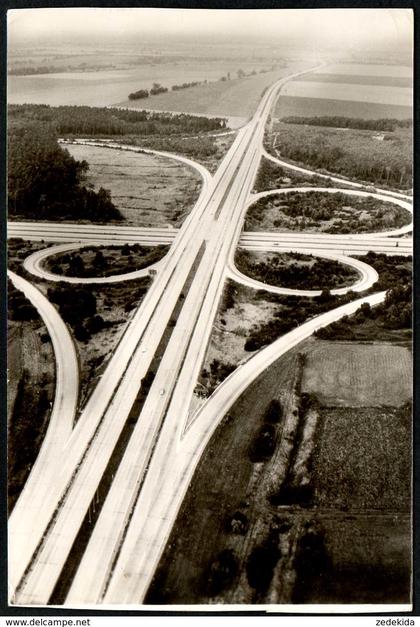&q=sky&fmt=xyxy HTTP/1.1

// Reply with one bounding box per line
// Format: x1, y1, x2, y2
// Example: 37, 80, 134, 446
8, 7, 413, 51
